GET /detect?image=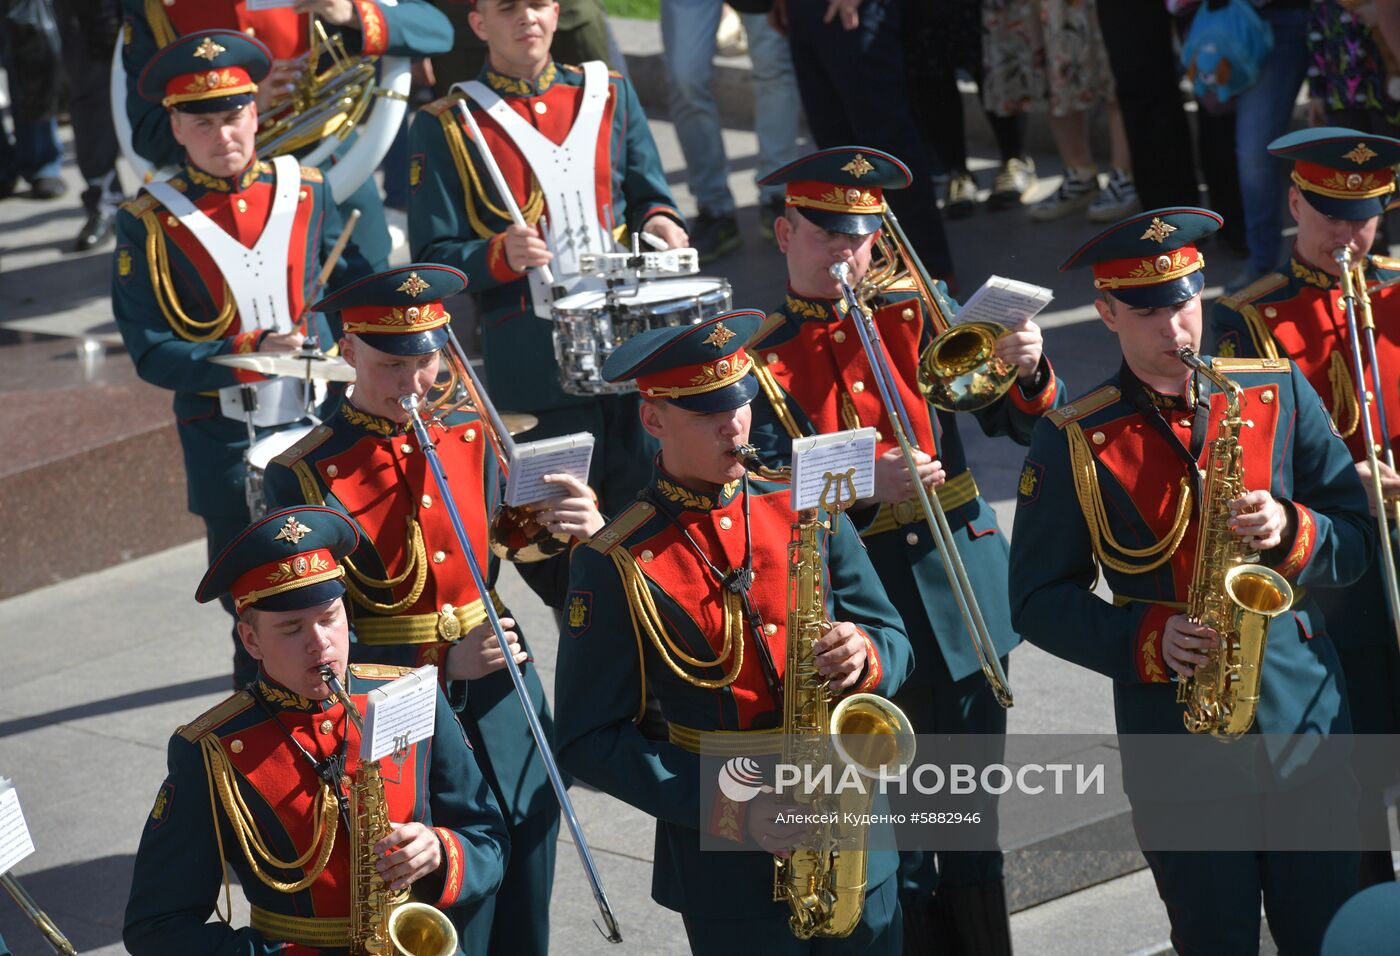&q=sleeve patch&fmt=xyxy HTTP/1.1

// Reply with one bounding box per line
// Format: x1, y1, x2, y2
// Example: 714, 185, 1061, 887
1017, 459, 1043, 505
150, 781, 175, 829
117, 245, 133, 281
409, 153, 424, 192
566, 591, 592, 637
